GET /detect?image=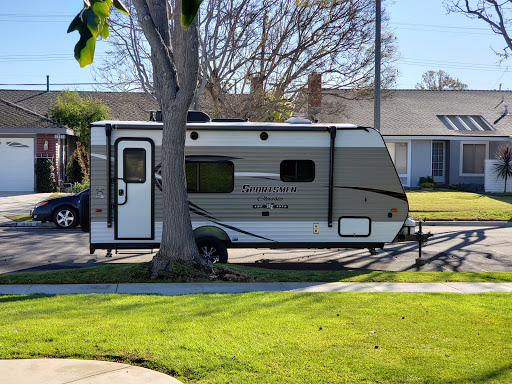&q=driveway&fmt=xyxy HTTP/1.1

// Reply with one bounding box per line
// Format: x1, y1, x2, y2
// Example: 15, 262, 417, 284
0, 191, 53, 226
1, 224, 511, 274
